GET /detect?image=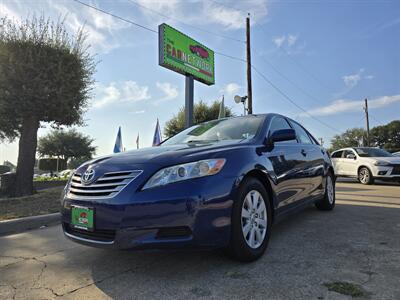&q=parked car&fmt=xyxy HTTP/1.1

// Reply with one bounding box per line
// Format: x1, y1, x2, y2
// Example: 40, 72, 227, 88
392, 151, 400, 157
331, 147, 400, 184
61, 114, 335, 262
